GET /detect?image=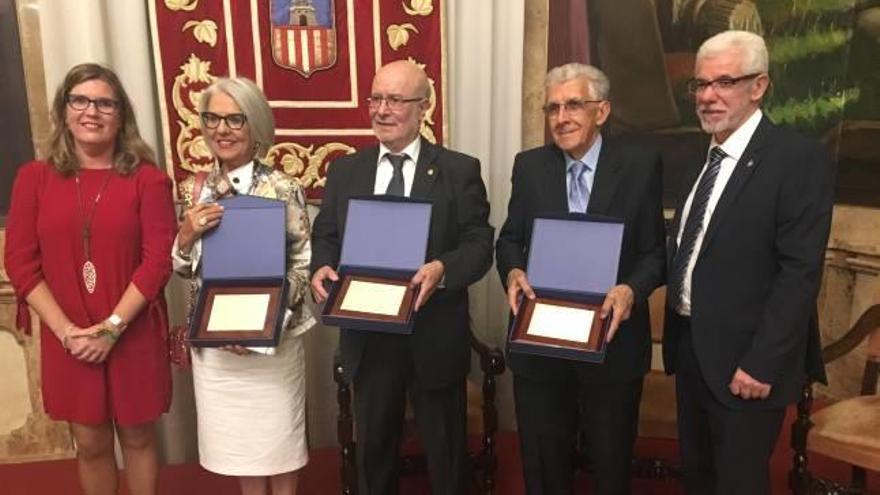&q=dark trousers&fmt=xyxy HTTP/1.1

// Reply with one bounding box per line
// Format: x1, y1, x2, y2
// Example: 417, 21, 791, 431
674, 318, 785, 495
514, 370, 644, 495
353, 333, 467, 495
